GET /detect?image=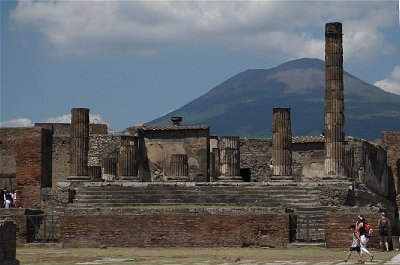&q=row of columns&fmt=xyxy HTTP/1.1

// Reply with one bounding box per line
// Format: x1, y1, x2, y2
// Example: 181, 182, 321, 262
68, 22, 346, 182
